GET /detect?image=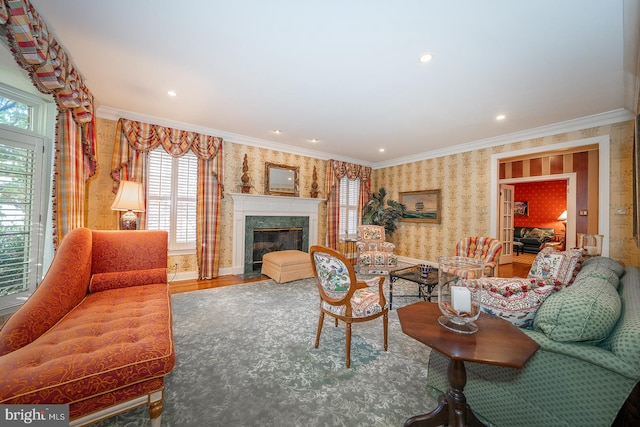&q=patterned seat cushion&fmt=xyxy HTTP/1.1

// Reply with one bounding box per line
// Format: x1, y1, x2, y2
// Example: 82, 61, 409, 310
0, 284, 175, 406
481, 278, 559, 328
528, 247, 584, 286
322, 288, 385, 317
358, 252, 398, 268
